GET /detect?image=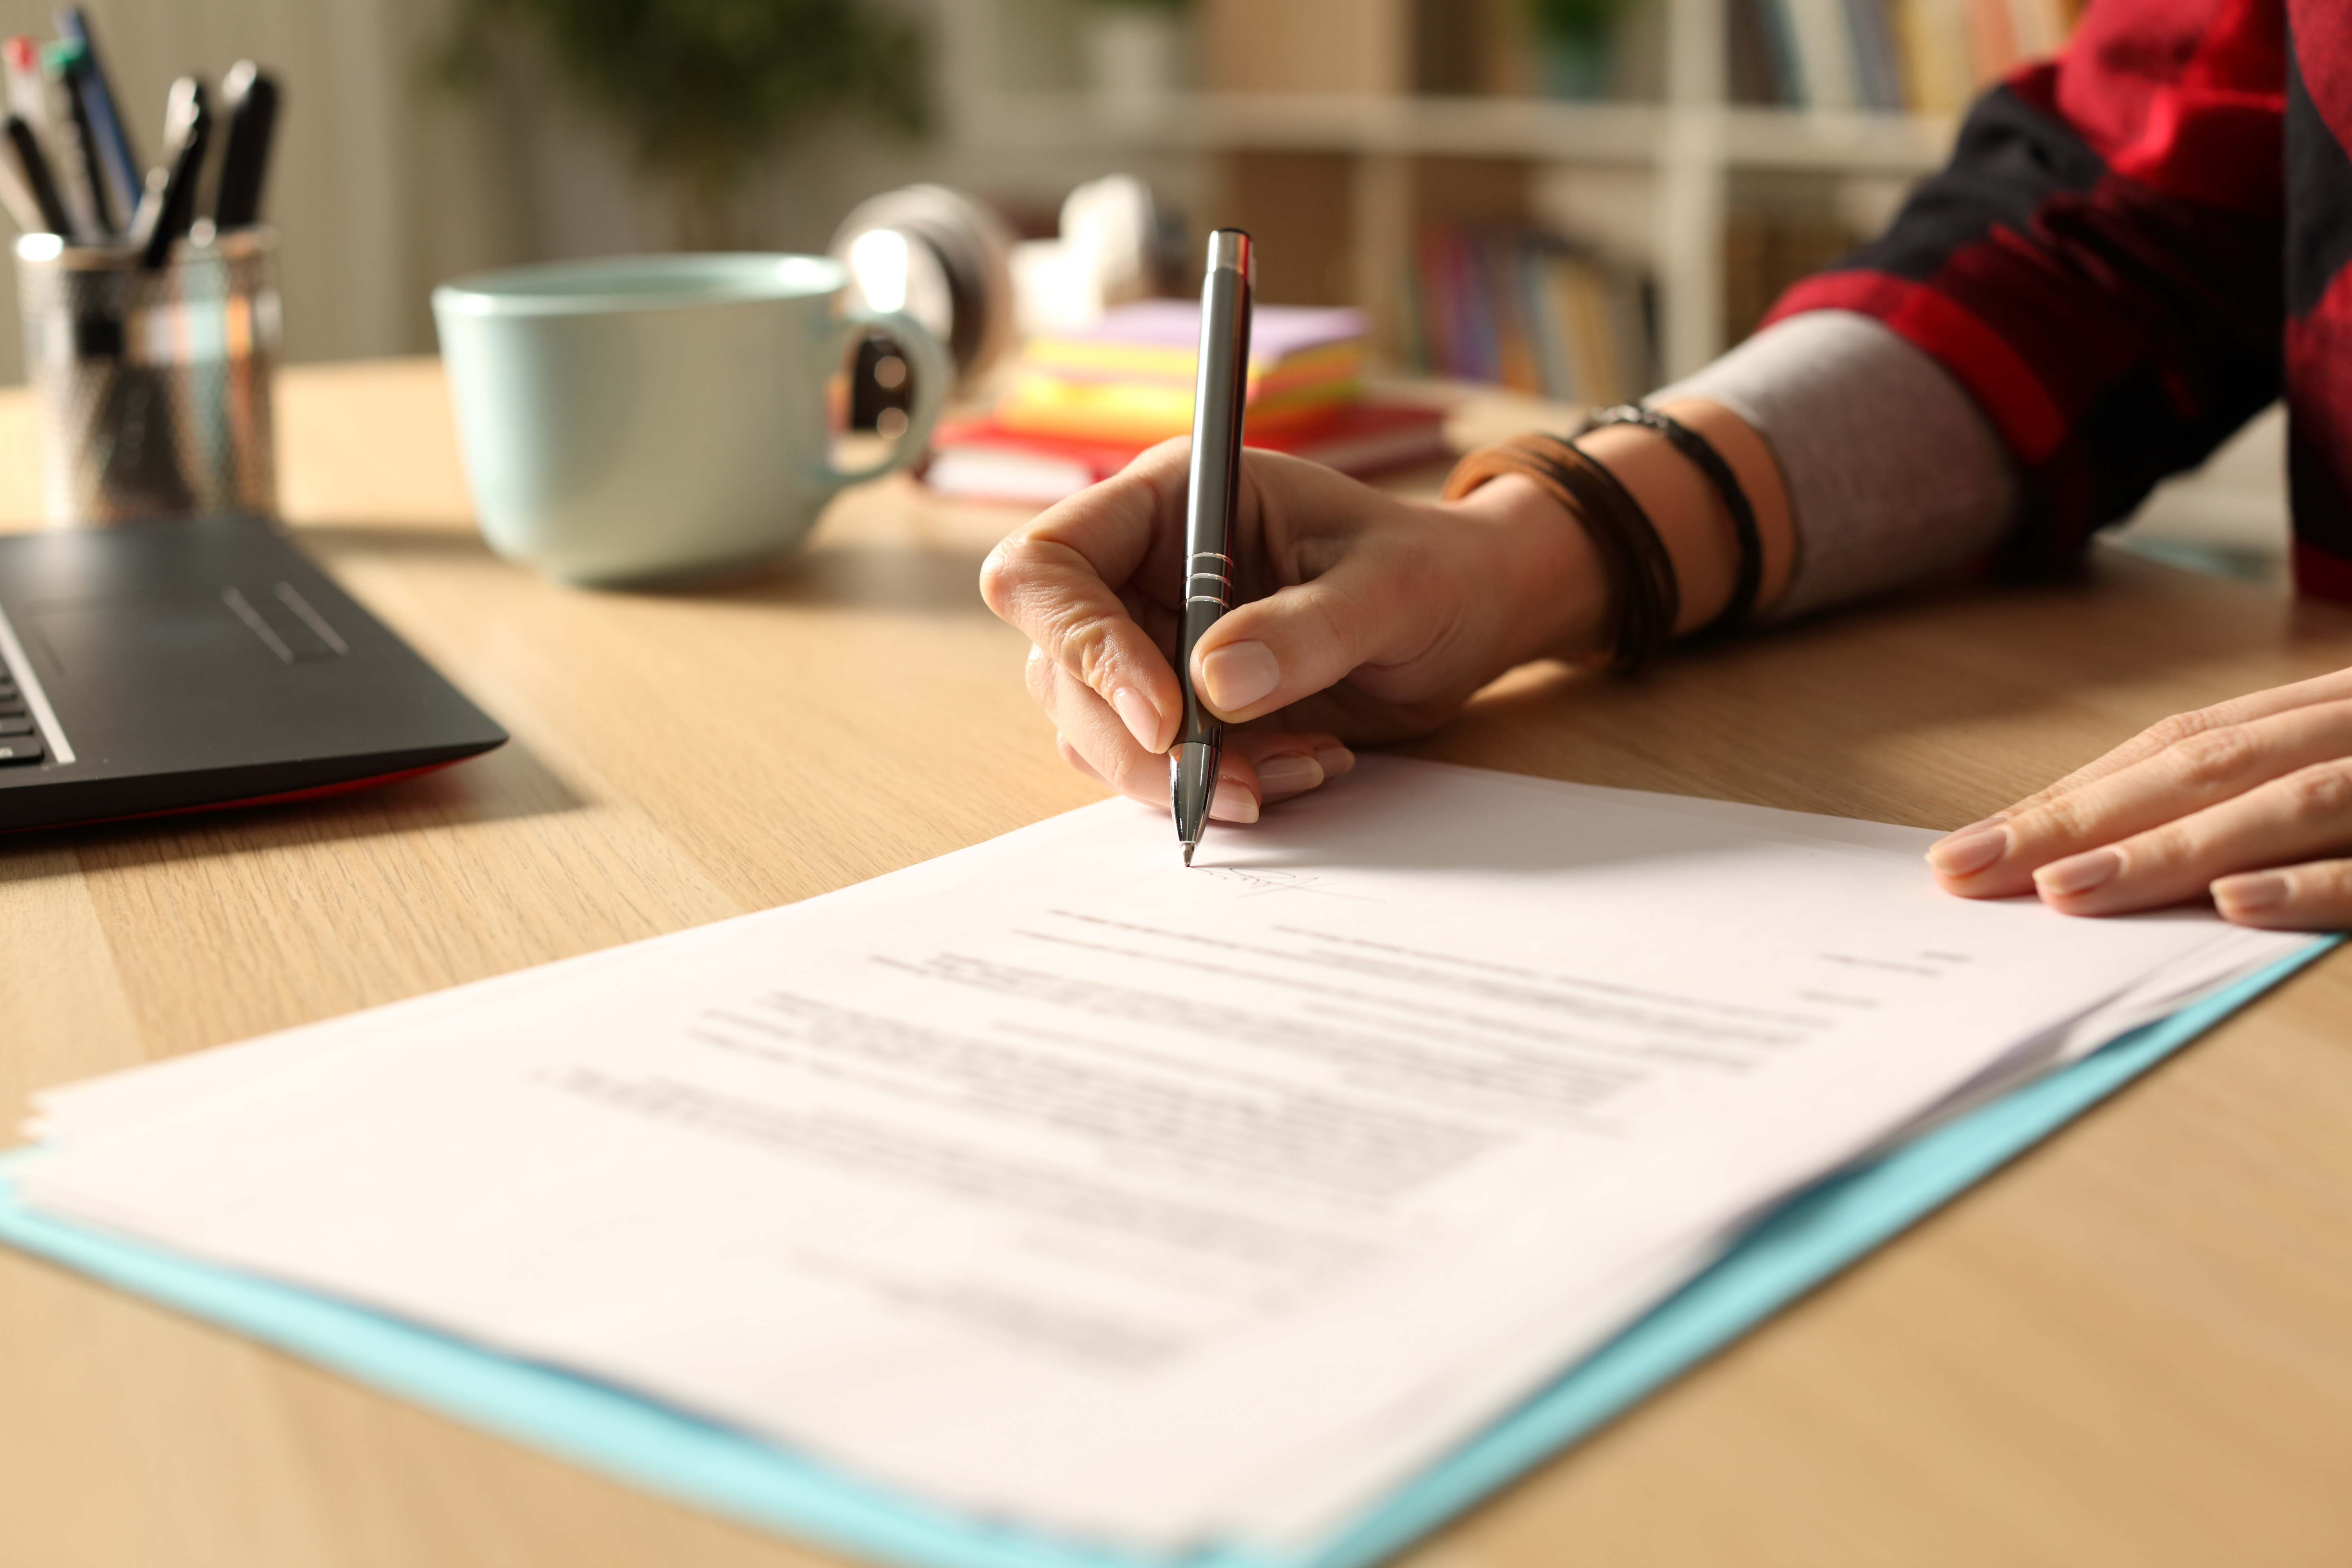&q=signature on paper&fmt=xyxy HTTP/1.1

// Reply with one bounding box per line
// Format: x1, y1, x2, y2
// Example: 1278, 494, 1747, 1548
1198, 866, 1377, 901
